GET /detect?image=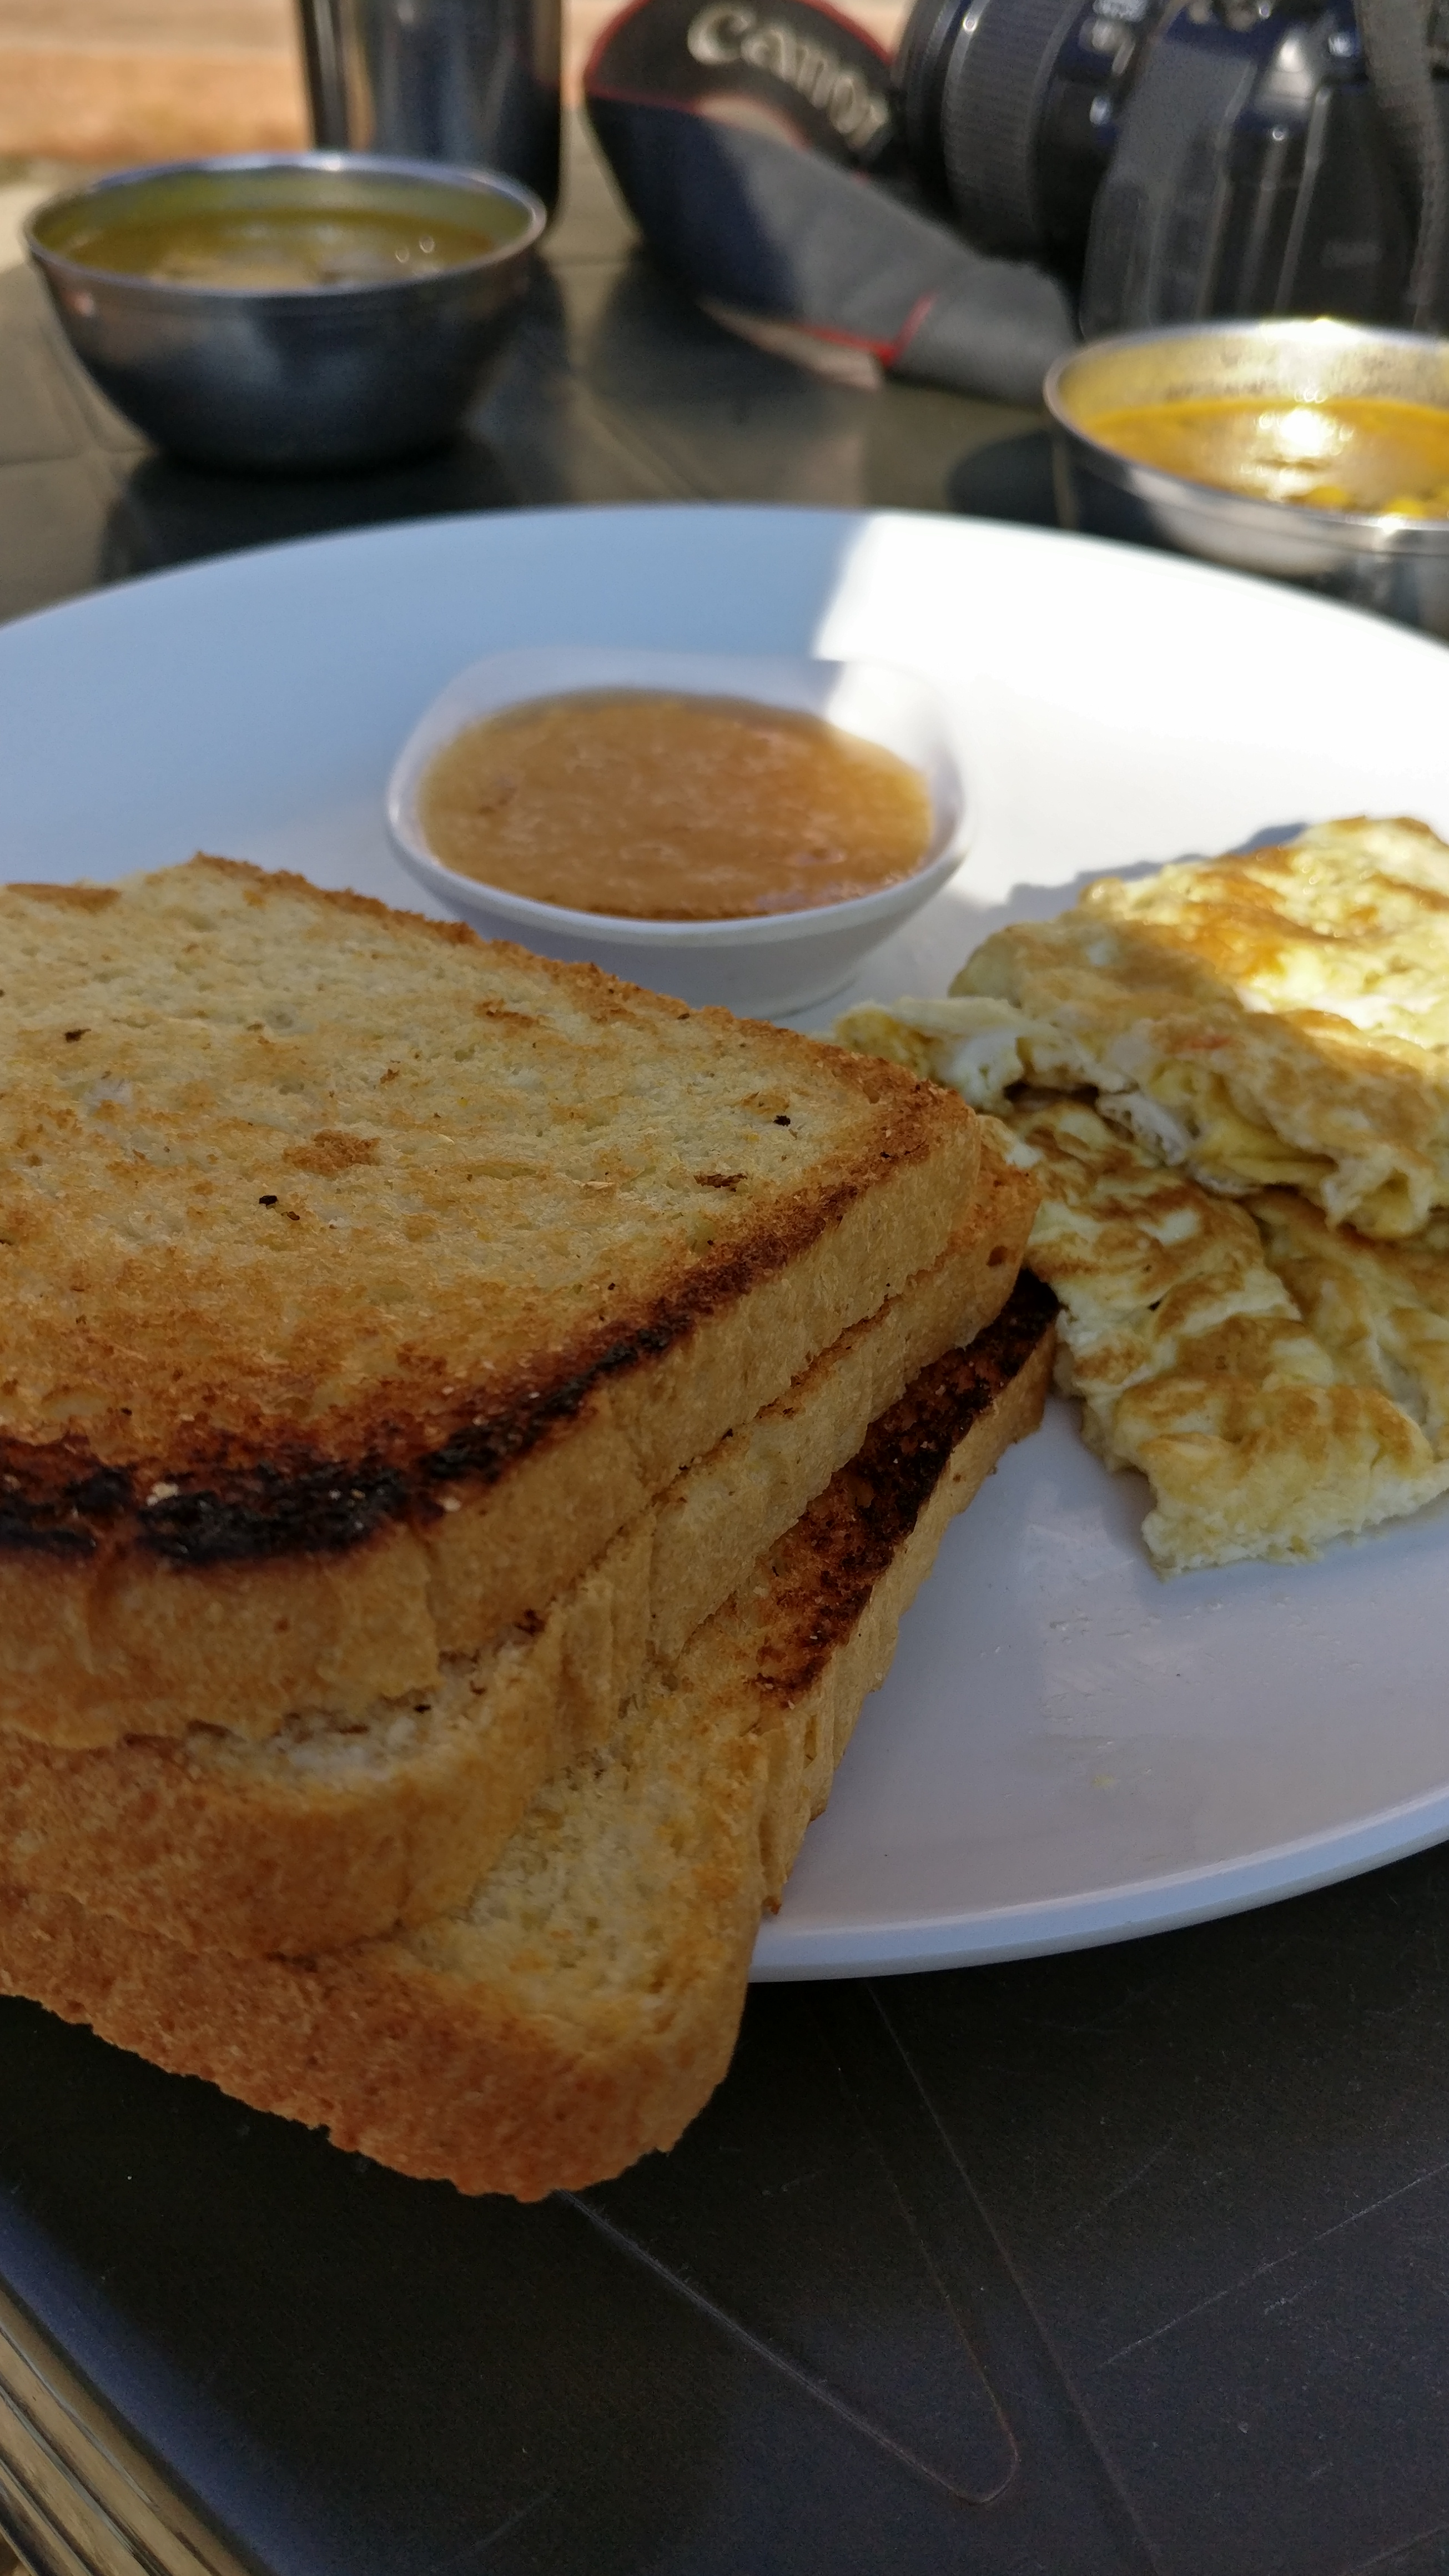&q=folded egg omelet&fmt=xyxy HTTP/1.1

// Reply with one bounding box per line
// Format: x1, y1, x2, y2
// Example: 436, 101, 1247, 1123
847, 817, 1449, 1240
837, 817, 1449, 1572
